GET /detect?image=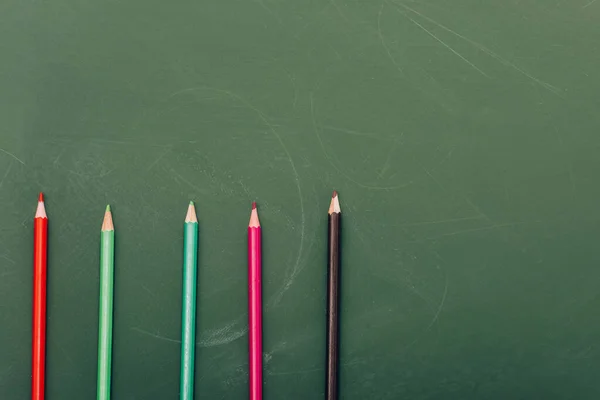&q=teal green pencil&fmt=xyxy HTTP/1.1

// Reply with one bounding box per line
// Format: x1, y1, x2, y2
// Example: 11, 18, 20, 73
97, 205, 114, 400
180, 202, 198, 400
